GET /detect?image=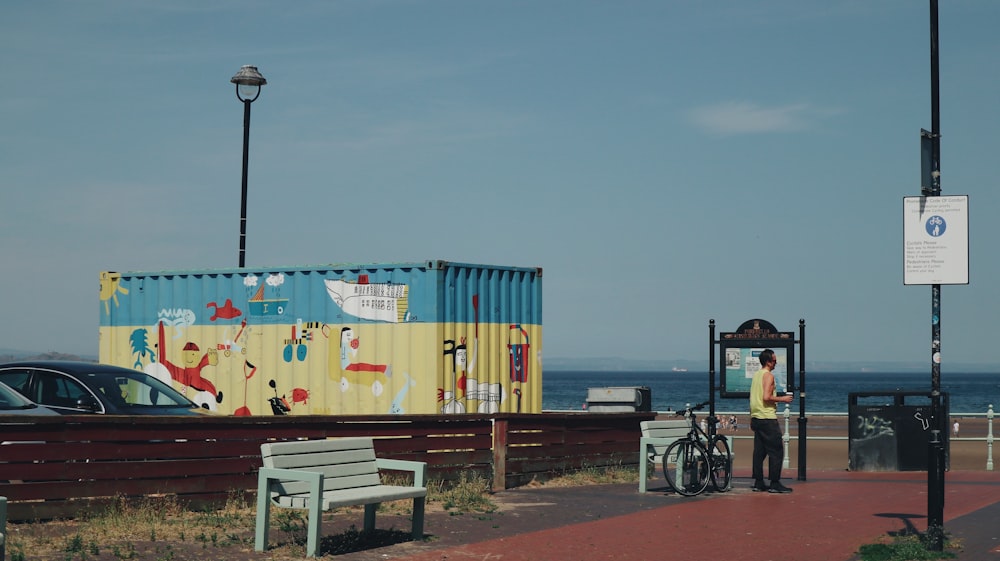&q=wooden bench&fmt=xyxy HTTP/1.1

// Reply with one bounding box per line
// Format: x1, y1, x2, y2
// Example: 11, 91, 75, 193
638, 419, 691, 493
254, 437, 427, 557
